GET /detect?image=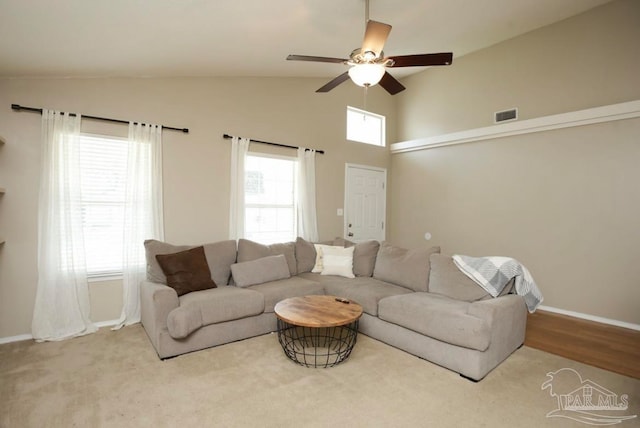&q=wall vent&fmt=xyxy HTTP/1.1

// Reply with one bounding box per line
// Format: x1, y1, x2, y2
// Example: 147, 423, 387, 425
494, 108, 518, 123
